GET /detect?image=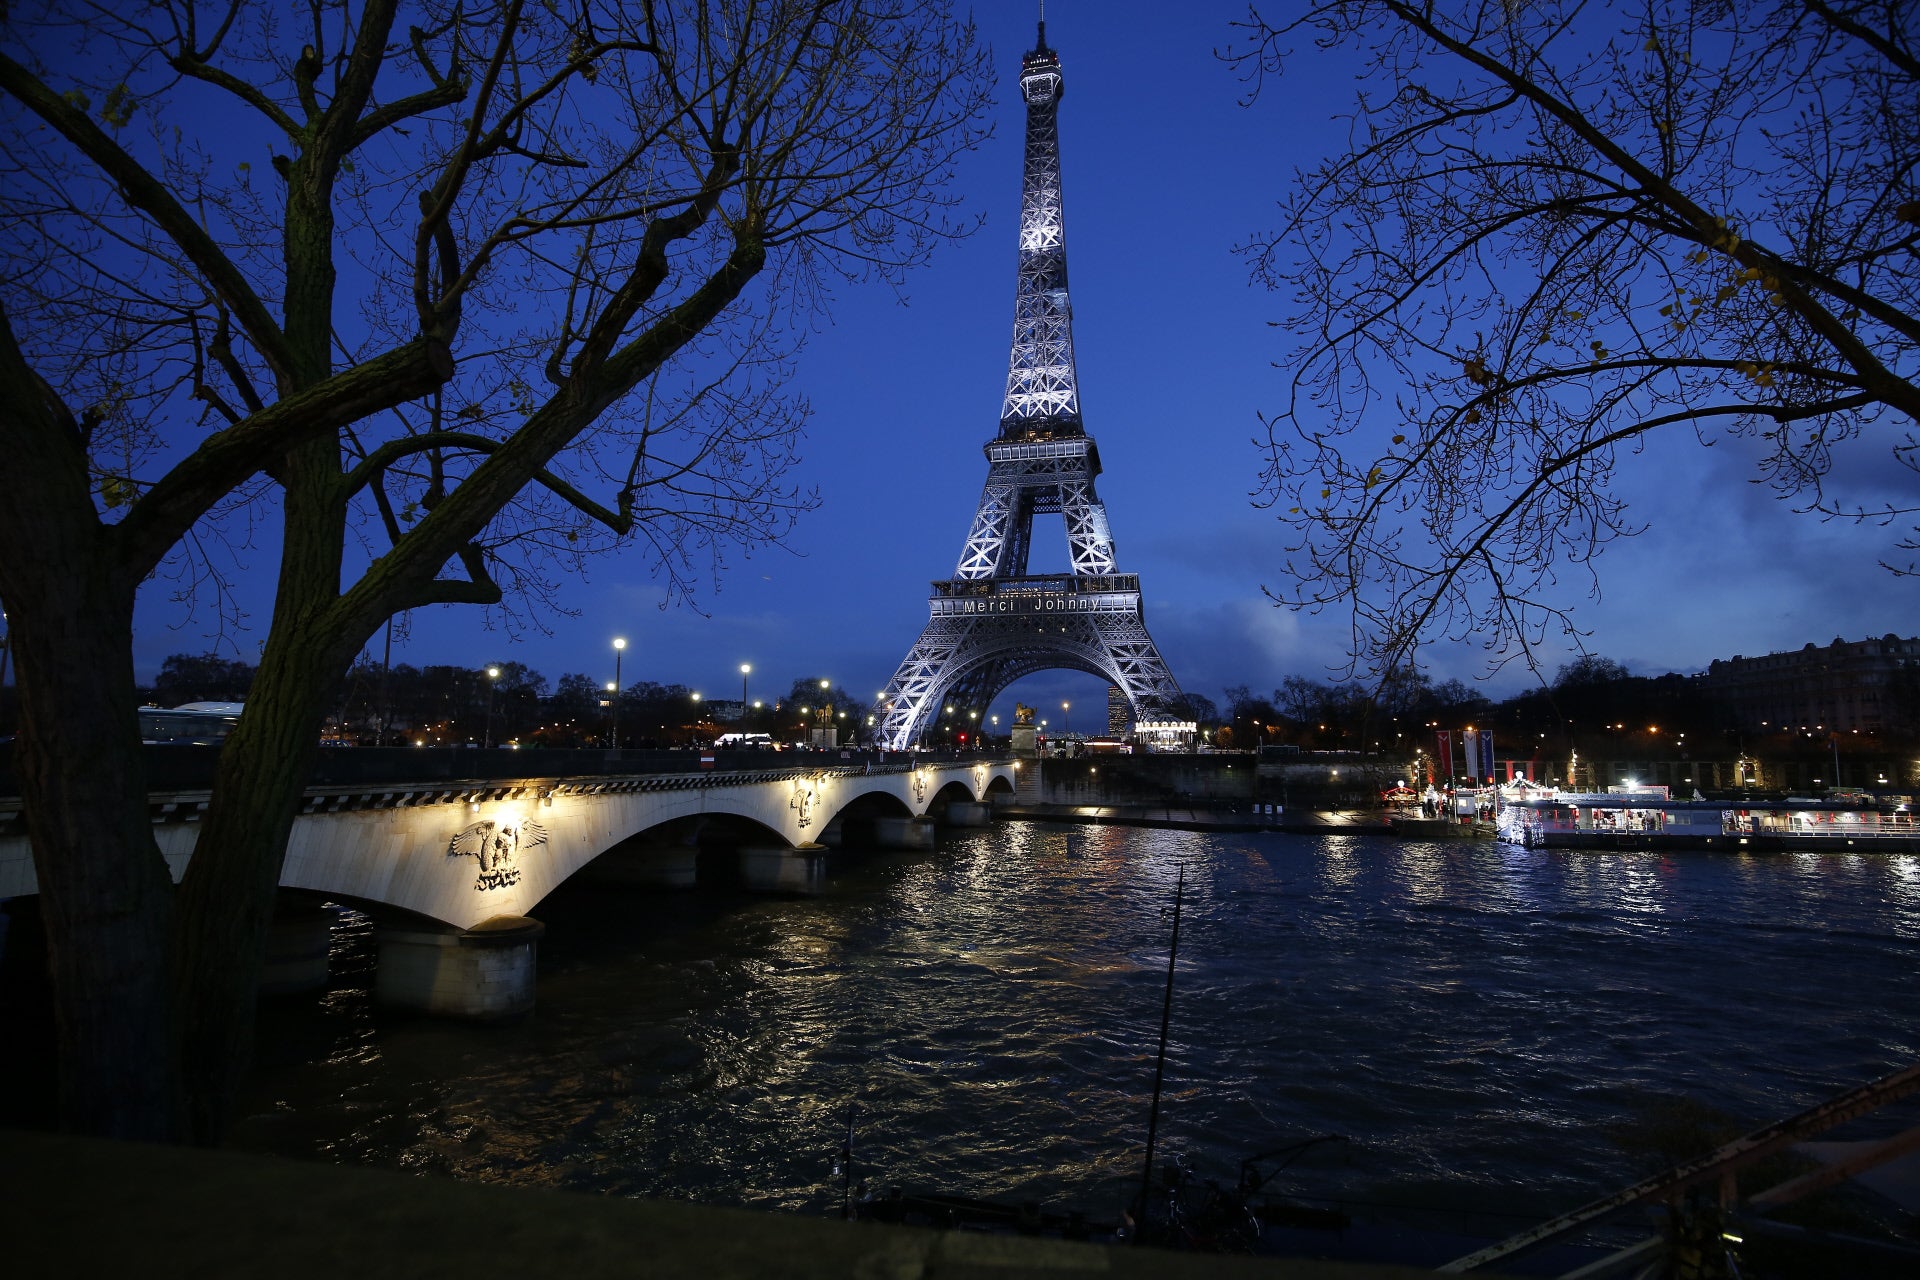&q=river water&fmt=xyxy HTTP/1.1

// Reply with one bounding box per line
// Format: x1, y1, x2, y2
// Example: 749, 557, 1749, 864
234, 823, 1920, 1240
